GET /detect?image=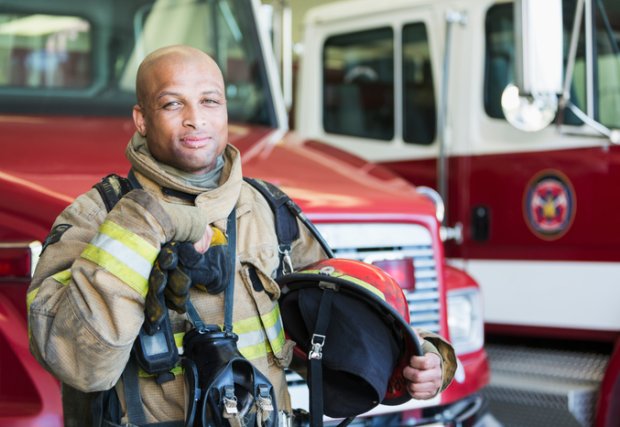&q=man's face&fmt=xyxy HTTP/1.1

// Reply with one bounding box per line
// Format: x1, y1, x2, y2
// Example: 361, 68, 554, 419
133, 55, 228, 174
